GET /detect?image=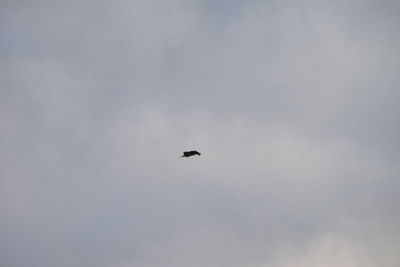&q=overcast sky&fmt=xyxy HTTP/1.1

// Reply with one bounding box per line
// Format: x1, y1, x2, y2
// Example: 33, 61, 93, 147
1, 0, 400, 266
